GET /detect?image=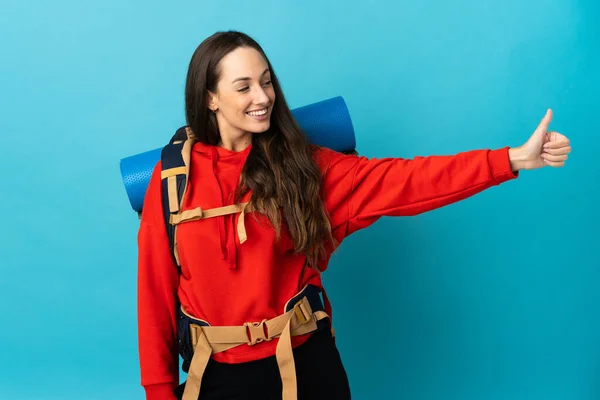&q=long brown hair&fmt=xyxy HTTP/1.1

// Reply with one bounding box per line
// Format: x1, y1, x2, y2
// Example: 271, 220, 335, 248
184, 31, 335, 268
